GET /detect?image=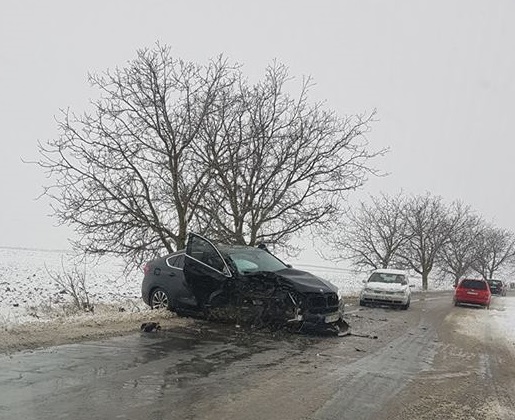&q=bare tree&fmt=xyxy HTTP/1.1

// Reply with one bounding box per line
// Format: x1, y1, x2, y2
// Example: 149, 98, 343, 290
46, 258, 93, 313
195, 63, 384, 247
437, 202, 484, 286
35, 45, 383, 265
471, 225, 515, 279
328, 193, 409, 269
36, 45, 238, 267
398, 193, 452, 290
